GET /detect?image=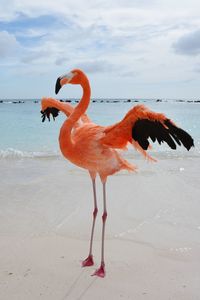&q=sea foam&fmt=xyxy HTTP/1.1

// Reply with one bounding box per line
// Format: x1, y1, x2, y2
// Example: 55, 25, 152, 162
0, 148, 60, 159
